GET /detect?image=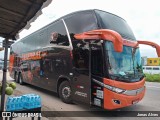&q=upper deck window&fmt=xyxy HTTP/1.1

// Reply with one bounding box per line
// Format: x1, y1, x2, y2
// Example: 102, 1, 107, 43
95, 10, 136, 40
48, 20, 69, 46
